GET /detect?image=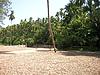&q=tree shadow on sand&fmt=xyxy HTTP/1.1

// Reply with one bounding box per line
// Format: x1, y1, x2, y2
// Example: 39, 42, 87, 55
60, 51, 100, 58
0, 51, 14, 54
